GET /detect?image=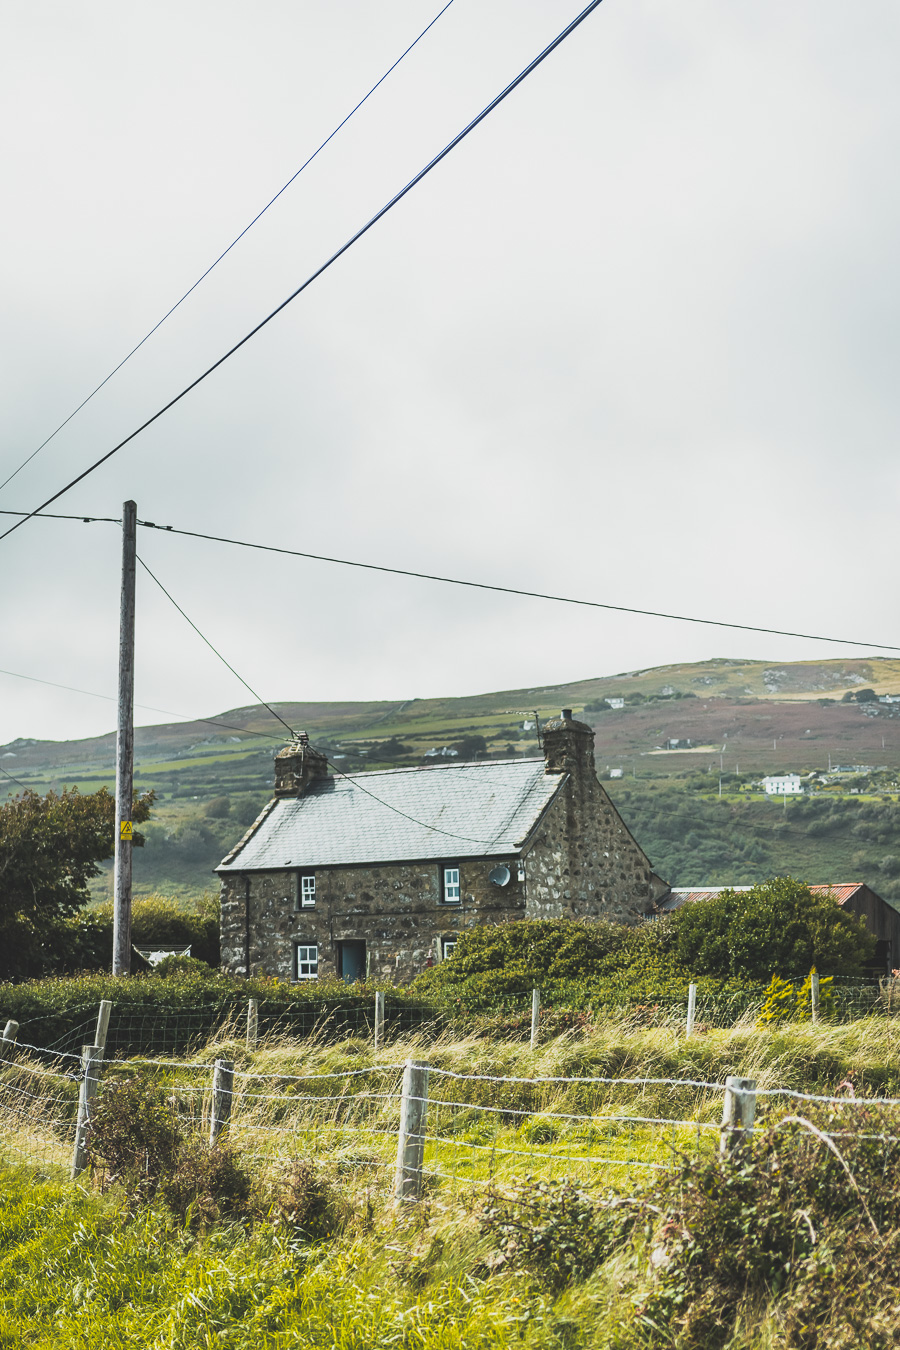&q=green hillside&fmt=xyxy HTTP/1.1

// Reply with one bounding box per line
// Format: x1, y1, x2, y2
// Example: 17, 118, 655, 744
3, 656, 900, 902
